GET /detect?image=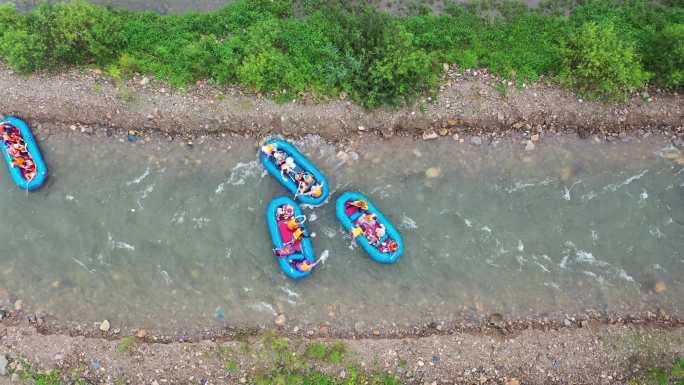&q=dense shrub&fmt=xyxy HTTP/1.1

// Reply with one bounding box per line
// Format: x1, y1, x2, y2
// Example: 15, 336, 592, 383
646, 23, 684, 89
558, 21, 650, 100
0, 0, 681, 106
